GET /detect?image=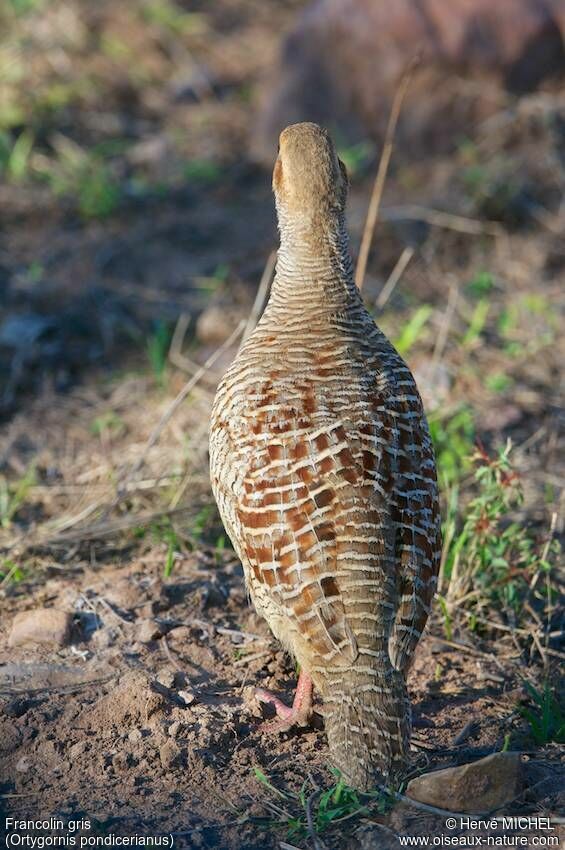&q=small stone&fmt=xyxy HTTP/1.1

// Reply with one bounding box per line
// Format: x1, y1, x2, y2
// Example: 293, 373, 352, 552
112, 751, 128, 771
90, 627, 115, 650
168, 721, 183, 738
196, 306, 241, 346
128, 729, 143, 743
159, 740, 181, 769
156, 667, 175, 689
167, 625, 191, 646
406, 752, 523, 813
136, 619, 163, 644
178, 689, 196, 706
347, 822, 401, 850
15, 755, 32, 772
8, 609, 73, 648
144, 692, 163, 721
68, 742, 85, 759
